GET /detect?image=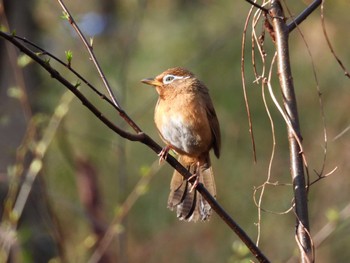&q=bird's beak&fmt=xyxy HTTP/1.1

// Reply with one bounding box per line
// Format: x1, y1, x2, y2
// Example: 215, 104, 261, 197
141, 78, 162, 87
